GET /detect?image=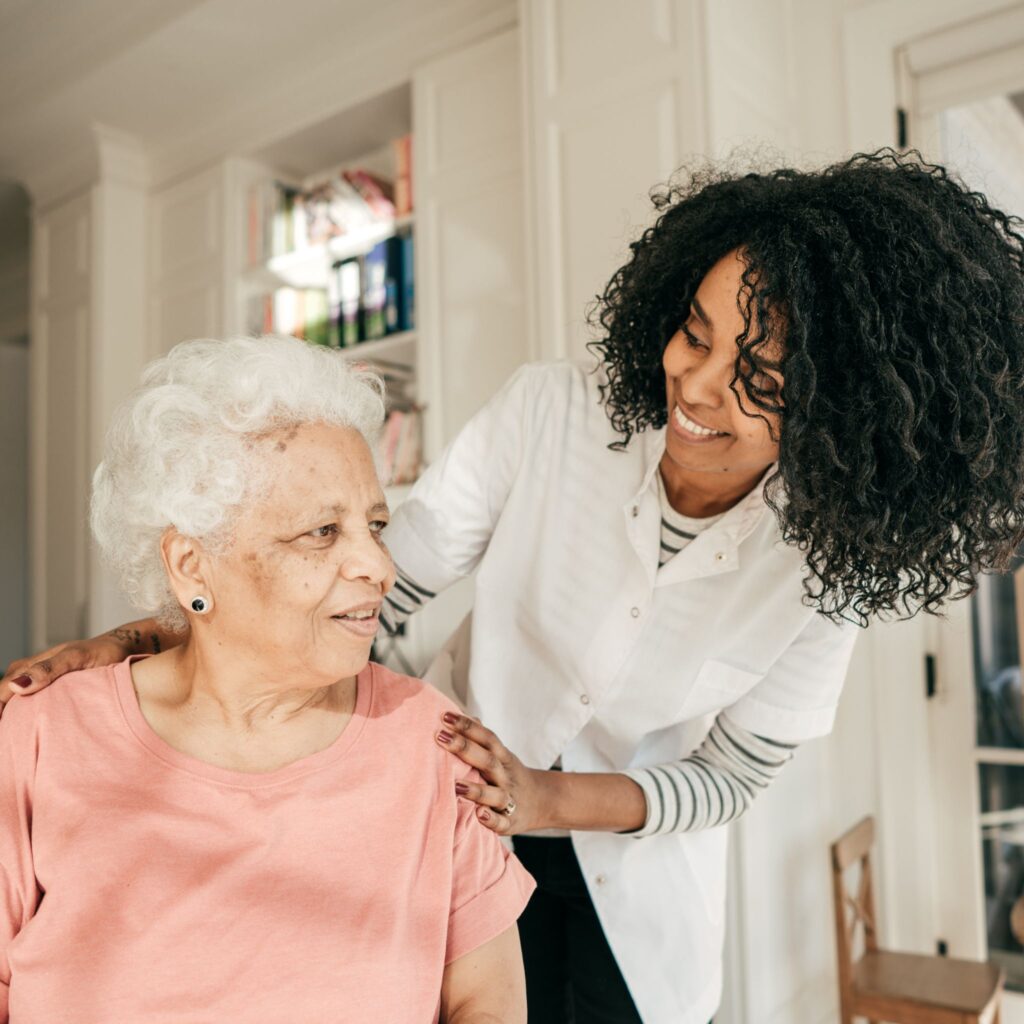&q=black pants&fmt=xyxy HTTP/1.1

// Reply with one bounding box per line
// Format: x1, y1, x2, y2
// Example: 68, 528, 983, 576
513, 836, 644, 1024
